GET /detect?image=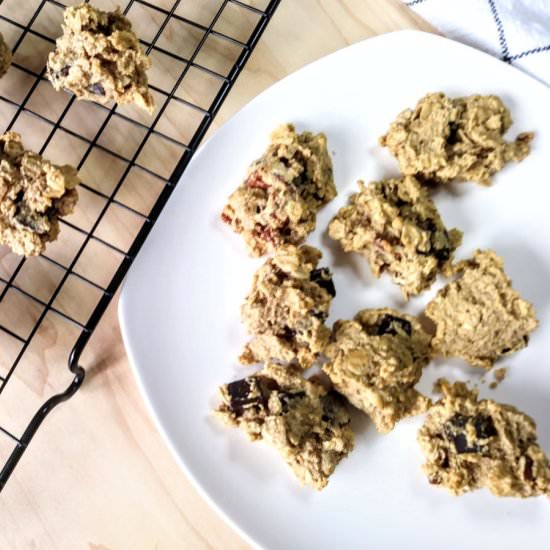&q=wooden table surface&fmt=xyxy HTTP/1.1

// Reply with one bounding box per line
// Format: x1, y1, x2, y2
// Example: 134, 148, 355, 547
0, 1, 433, 548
